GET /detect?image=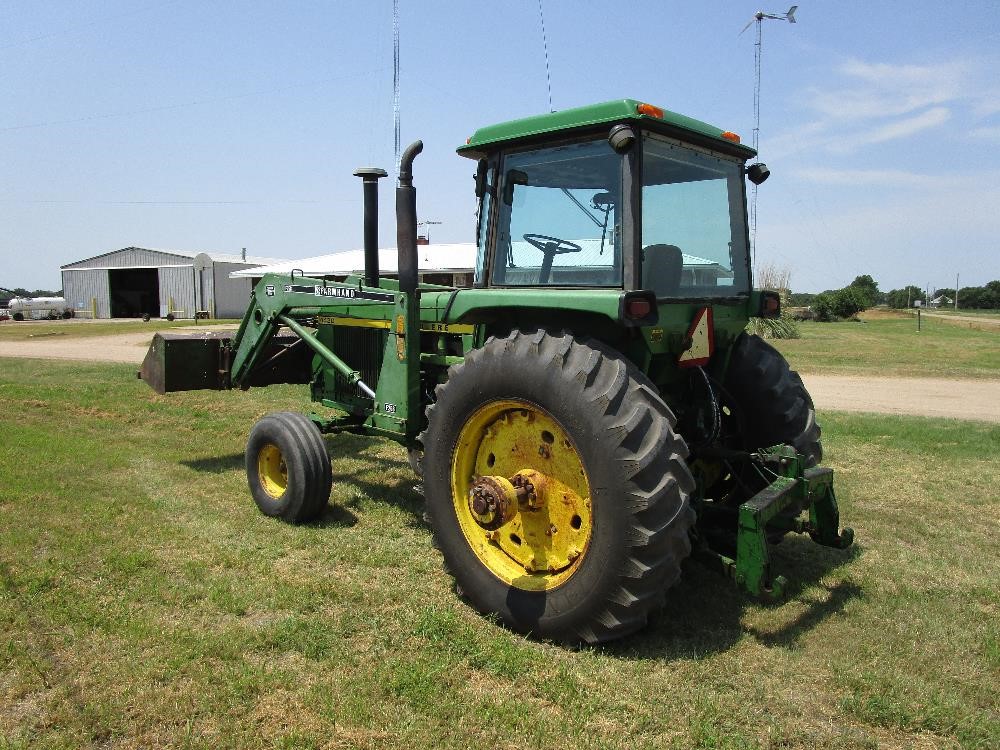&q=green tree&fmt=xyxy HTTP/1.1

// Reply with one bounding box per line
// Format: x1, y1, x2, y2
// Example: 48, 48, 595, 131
831, 287, 867, 318
848, 274, 880, 307
886, 285, 924, 309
